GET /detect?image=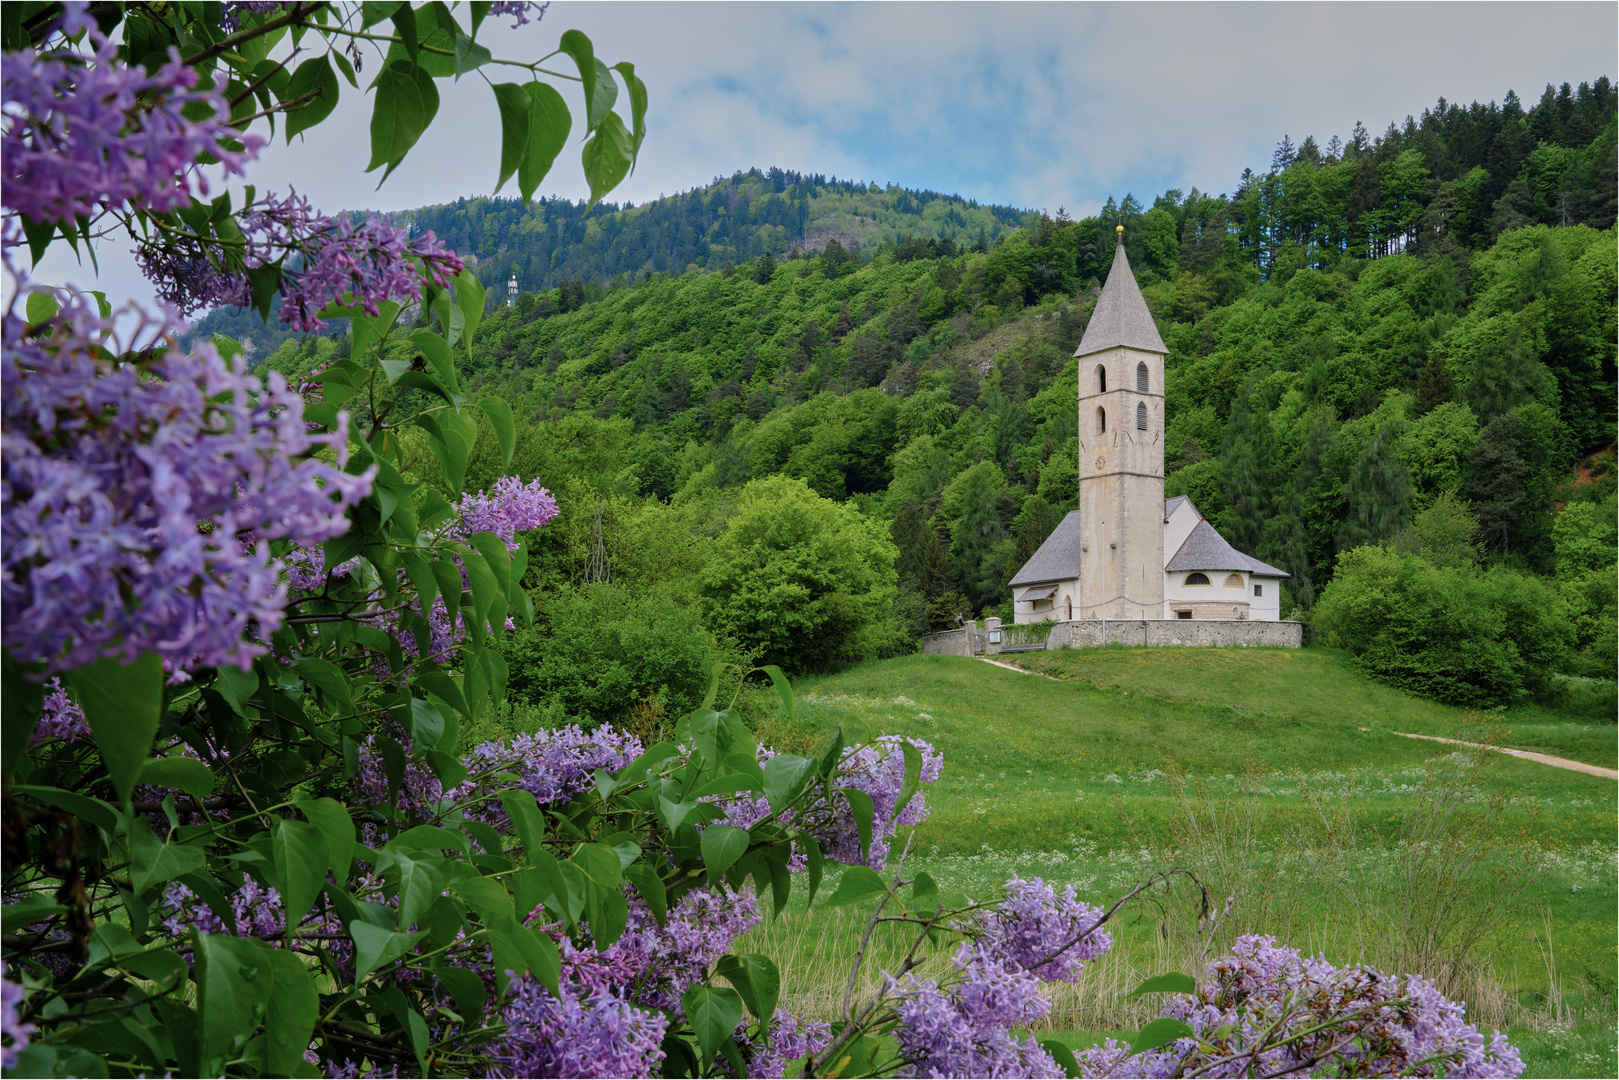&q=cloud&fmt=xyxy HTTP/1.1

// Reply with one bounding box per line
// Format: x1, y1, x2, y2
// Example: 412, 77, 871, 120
23, 0, 1615, 305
